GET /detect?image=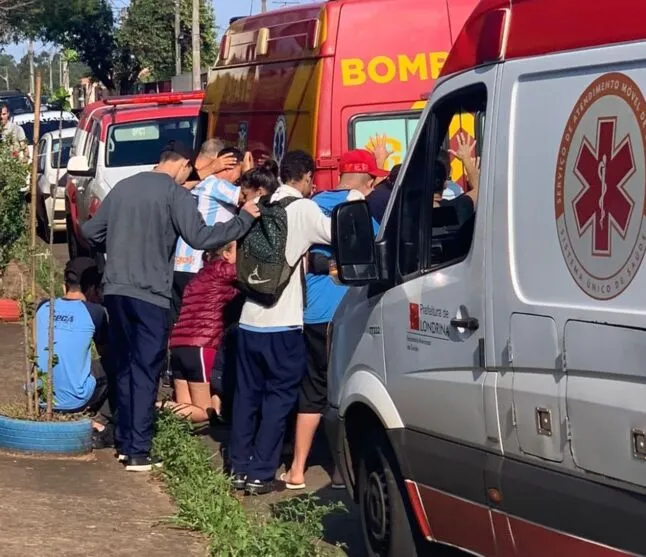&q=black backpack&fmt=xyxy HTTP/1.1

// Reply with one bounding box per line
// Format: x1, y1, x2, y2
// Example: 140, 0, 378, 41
236, 195, 302, 307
